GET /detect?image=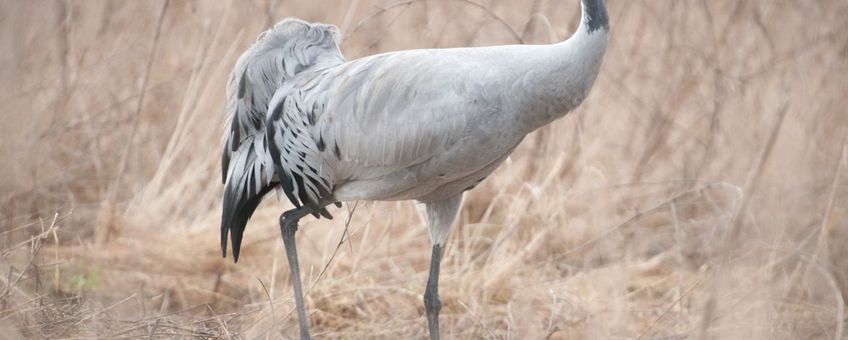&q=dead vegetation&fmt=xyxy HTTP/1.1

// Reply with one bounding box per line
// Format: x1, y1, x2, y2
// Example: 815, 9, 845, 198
1, 0, 847, 339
